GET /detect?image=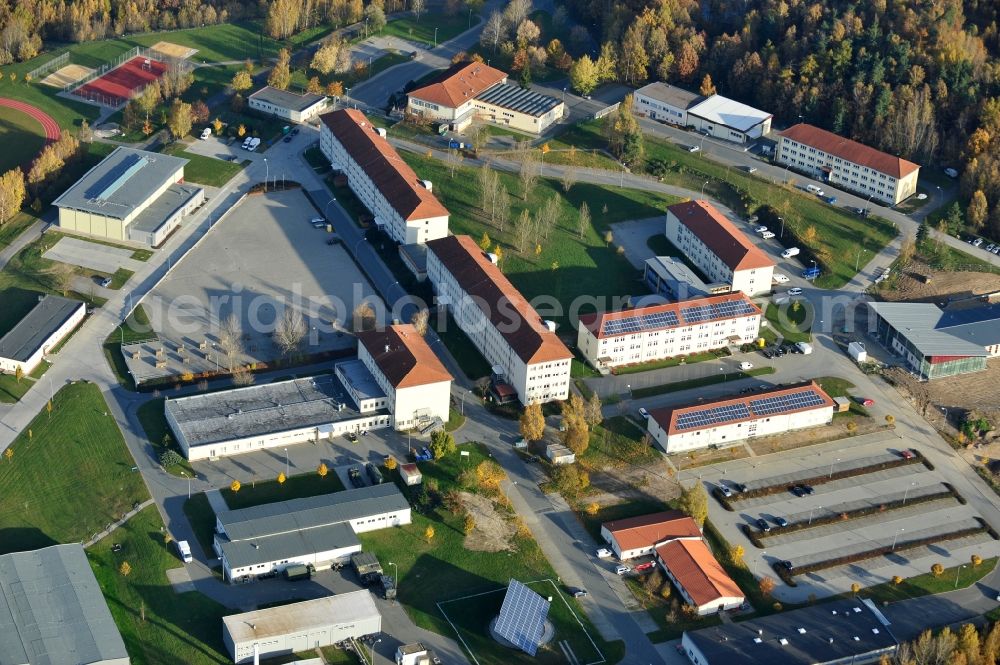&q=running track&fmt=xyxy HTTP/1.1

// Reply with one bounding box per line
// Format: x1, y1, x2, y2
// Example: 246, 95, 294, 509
0, 97, 61, 142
